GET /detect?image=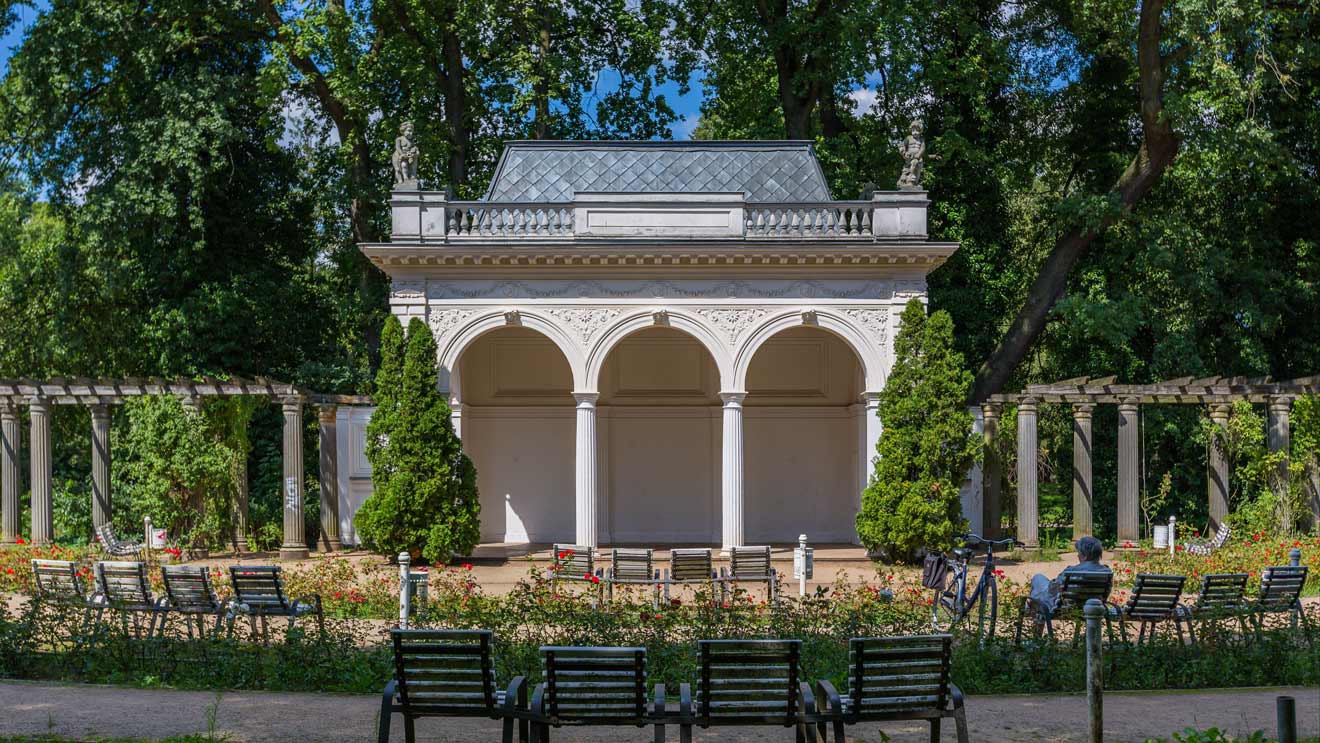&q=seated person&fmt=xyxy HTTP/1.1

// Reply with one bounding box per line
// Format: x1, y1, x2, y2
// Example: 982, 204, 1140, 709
1028, 536, 1110, 616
